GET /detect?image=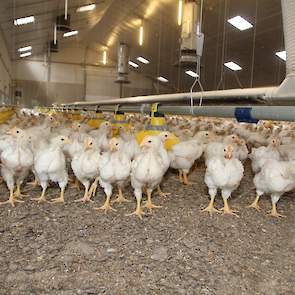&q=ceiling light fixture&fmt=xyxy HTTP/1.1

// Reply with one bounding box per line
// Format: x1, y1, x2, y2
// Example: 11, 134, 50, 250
139, 25, 144, 46
227, 16, 253, 31
128, 61, 139, 68
14, 16, 35, 26
276, 50, 286, 61
63, 30, 79, 37
157, 76, 169, 83
178, 0, 183, 26
185, 70, 199, 78
224, 62, 242, 71
18, 46, 32, 53
20, 52, 32, 58
103, 50, 107, 65
137, 56, 149, 64
77, 4, 96, 12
